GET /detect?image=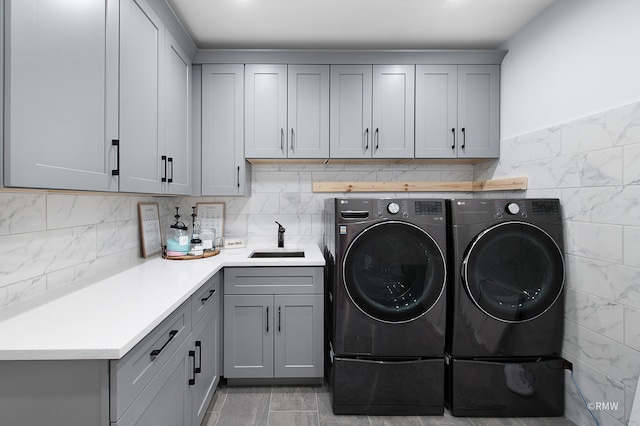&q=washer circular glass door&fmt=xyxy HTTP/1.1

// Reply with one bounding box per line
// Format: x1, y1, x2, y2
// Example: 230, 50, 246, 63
462, 221, 564, 323
342, 221, 446, 323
